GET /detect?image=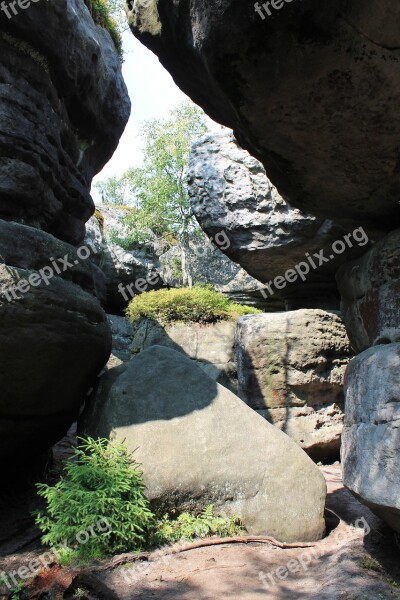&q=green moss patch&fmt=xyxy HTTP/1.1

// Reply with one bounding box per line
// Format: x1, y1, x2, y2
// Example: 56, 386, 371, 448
126, 285, 262, 325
